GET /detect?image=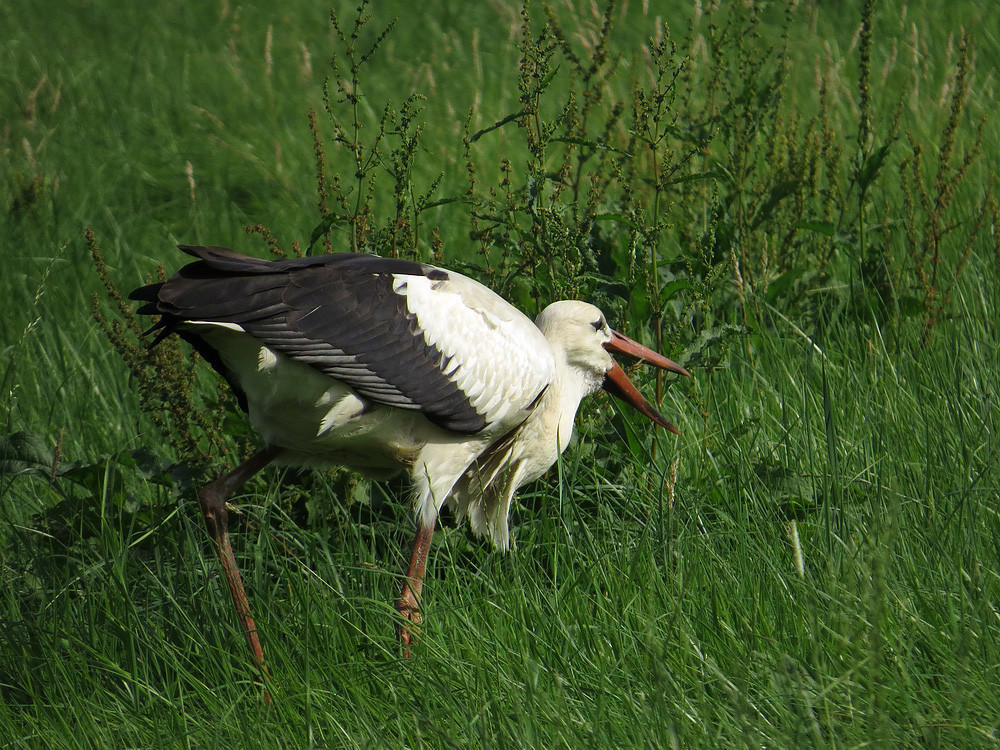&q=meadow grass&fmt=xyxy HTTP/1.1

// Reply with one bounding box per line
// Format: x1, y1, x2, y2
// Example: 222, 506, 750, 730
3, 0, 999, 747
